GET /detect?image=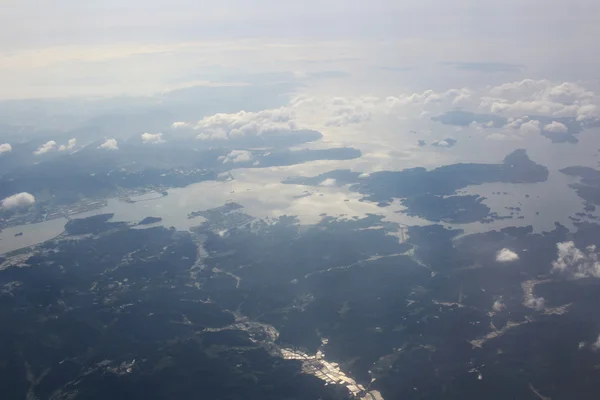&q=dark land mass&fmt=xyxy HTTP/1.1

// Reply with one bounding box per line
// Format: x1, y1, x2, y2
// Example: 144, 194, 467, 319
284, 150, 548, 223
65, 213, 129, 235
0, 216, 349, 400
138, 216, 162, 225
189, 202, 244, 219
0, 138, 360, 210
560, 166, 600, 206
400, 194, 490, 223
2, 207, 600, 398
